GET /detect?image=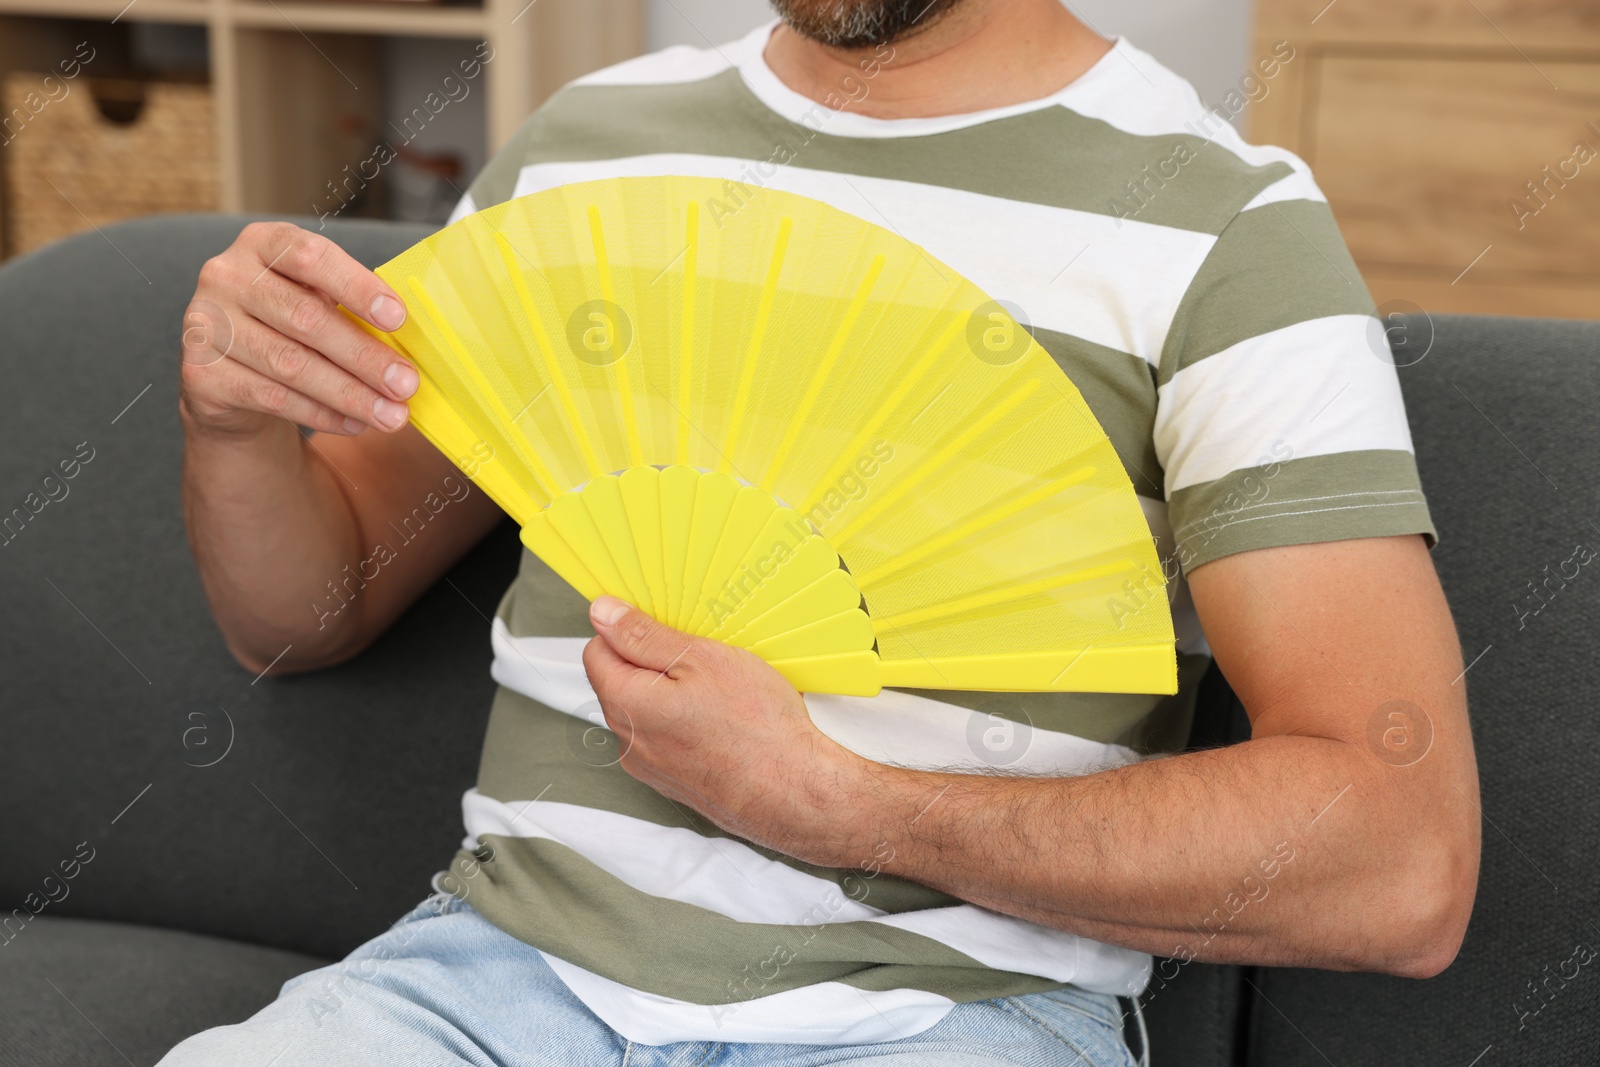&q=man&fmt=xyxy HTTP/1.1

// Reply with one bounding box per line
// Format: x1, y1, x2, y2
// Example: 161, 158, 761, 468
163, 1, 1480, 1063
